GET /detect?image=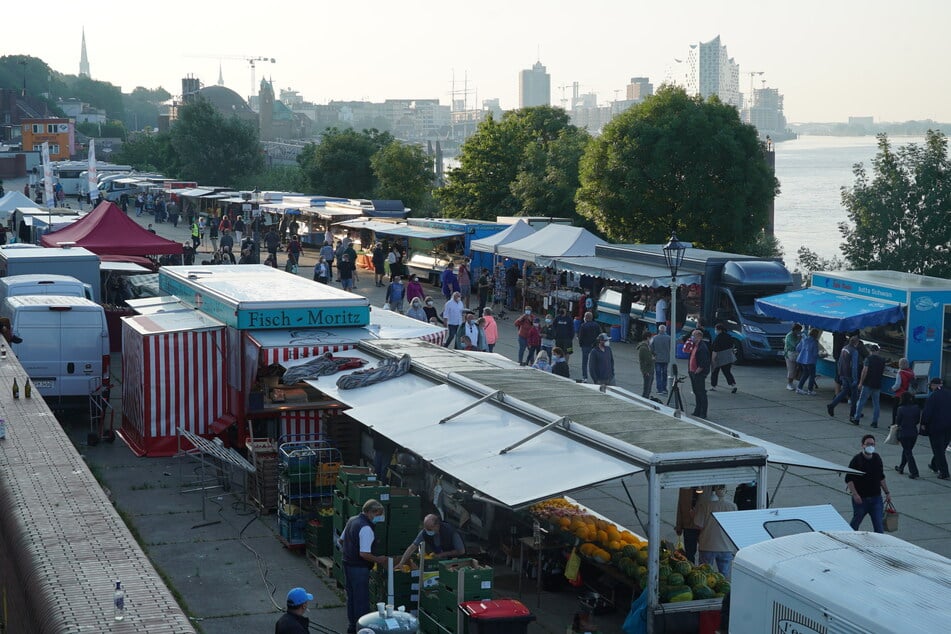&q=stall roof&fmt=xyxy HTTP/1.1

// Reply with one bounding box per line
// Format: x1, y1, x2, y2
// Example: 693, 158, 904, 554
336, 219, 463, 240
122, 310, 225, 335
820, 269, 951, 291
755, 287, 906, 332
346, 384, 643, 508
126, 295, 188, 315
495, 224, 606, 264
469, 219, 536, 254
100, 261, 151, 273
177, 188, 214, 197
552, 255, 701, 287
